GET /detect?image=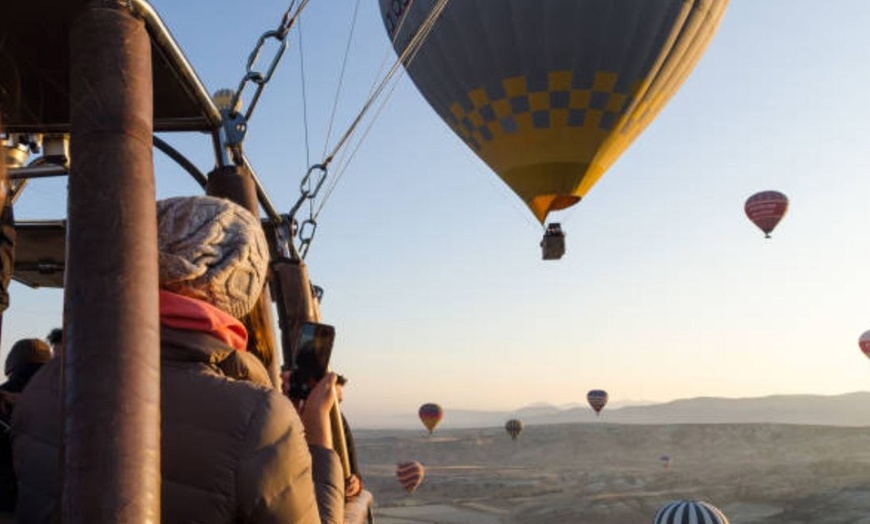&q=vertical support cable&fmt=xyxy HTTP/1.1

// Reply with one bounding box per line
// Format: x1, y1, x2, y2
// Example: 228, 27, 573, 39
66, 1, 161, 522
